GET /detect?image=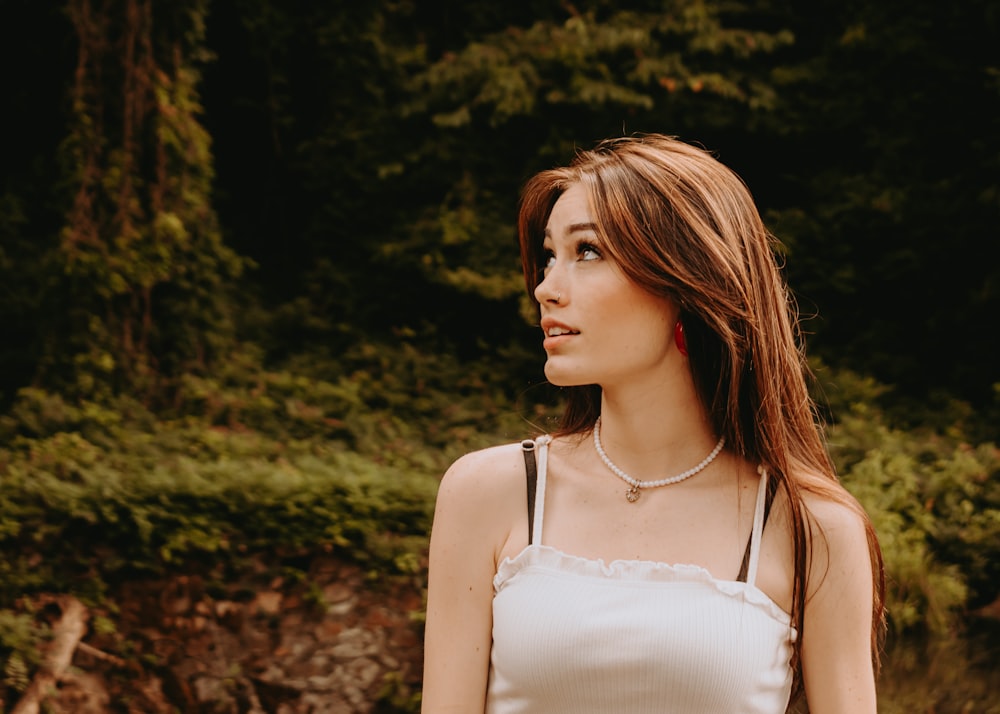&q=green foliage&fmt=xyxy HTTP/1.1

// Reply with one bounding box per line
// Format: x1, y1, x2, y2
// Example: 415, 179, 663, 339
0, 387, 438, 610
408, 2, 791, 129
876, 628, 1000, 714
159, 338, 550, 470
375, 670, 422, 714
3, 651, 29, 695
818, 366, 1000, 635
765, 0, 1000, 403
2, 358, 997, 646
48, 0, 246, 400
0, 609, 46, 695
2, 0, 998, 416
378, 0, 795, 346
0, 346, 997, 710
0, 334, 553, 611
1, 0, 998, 702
